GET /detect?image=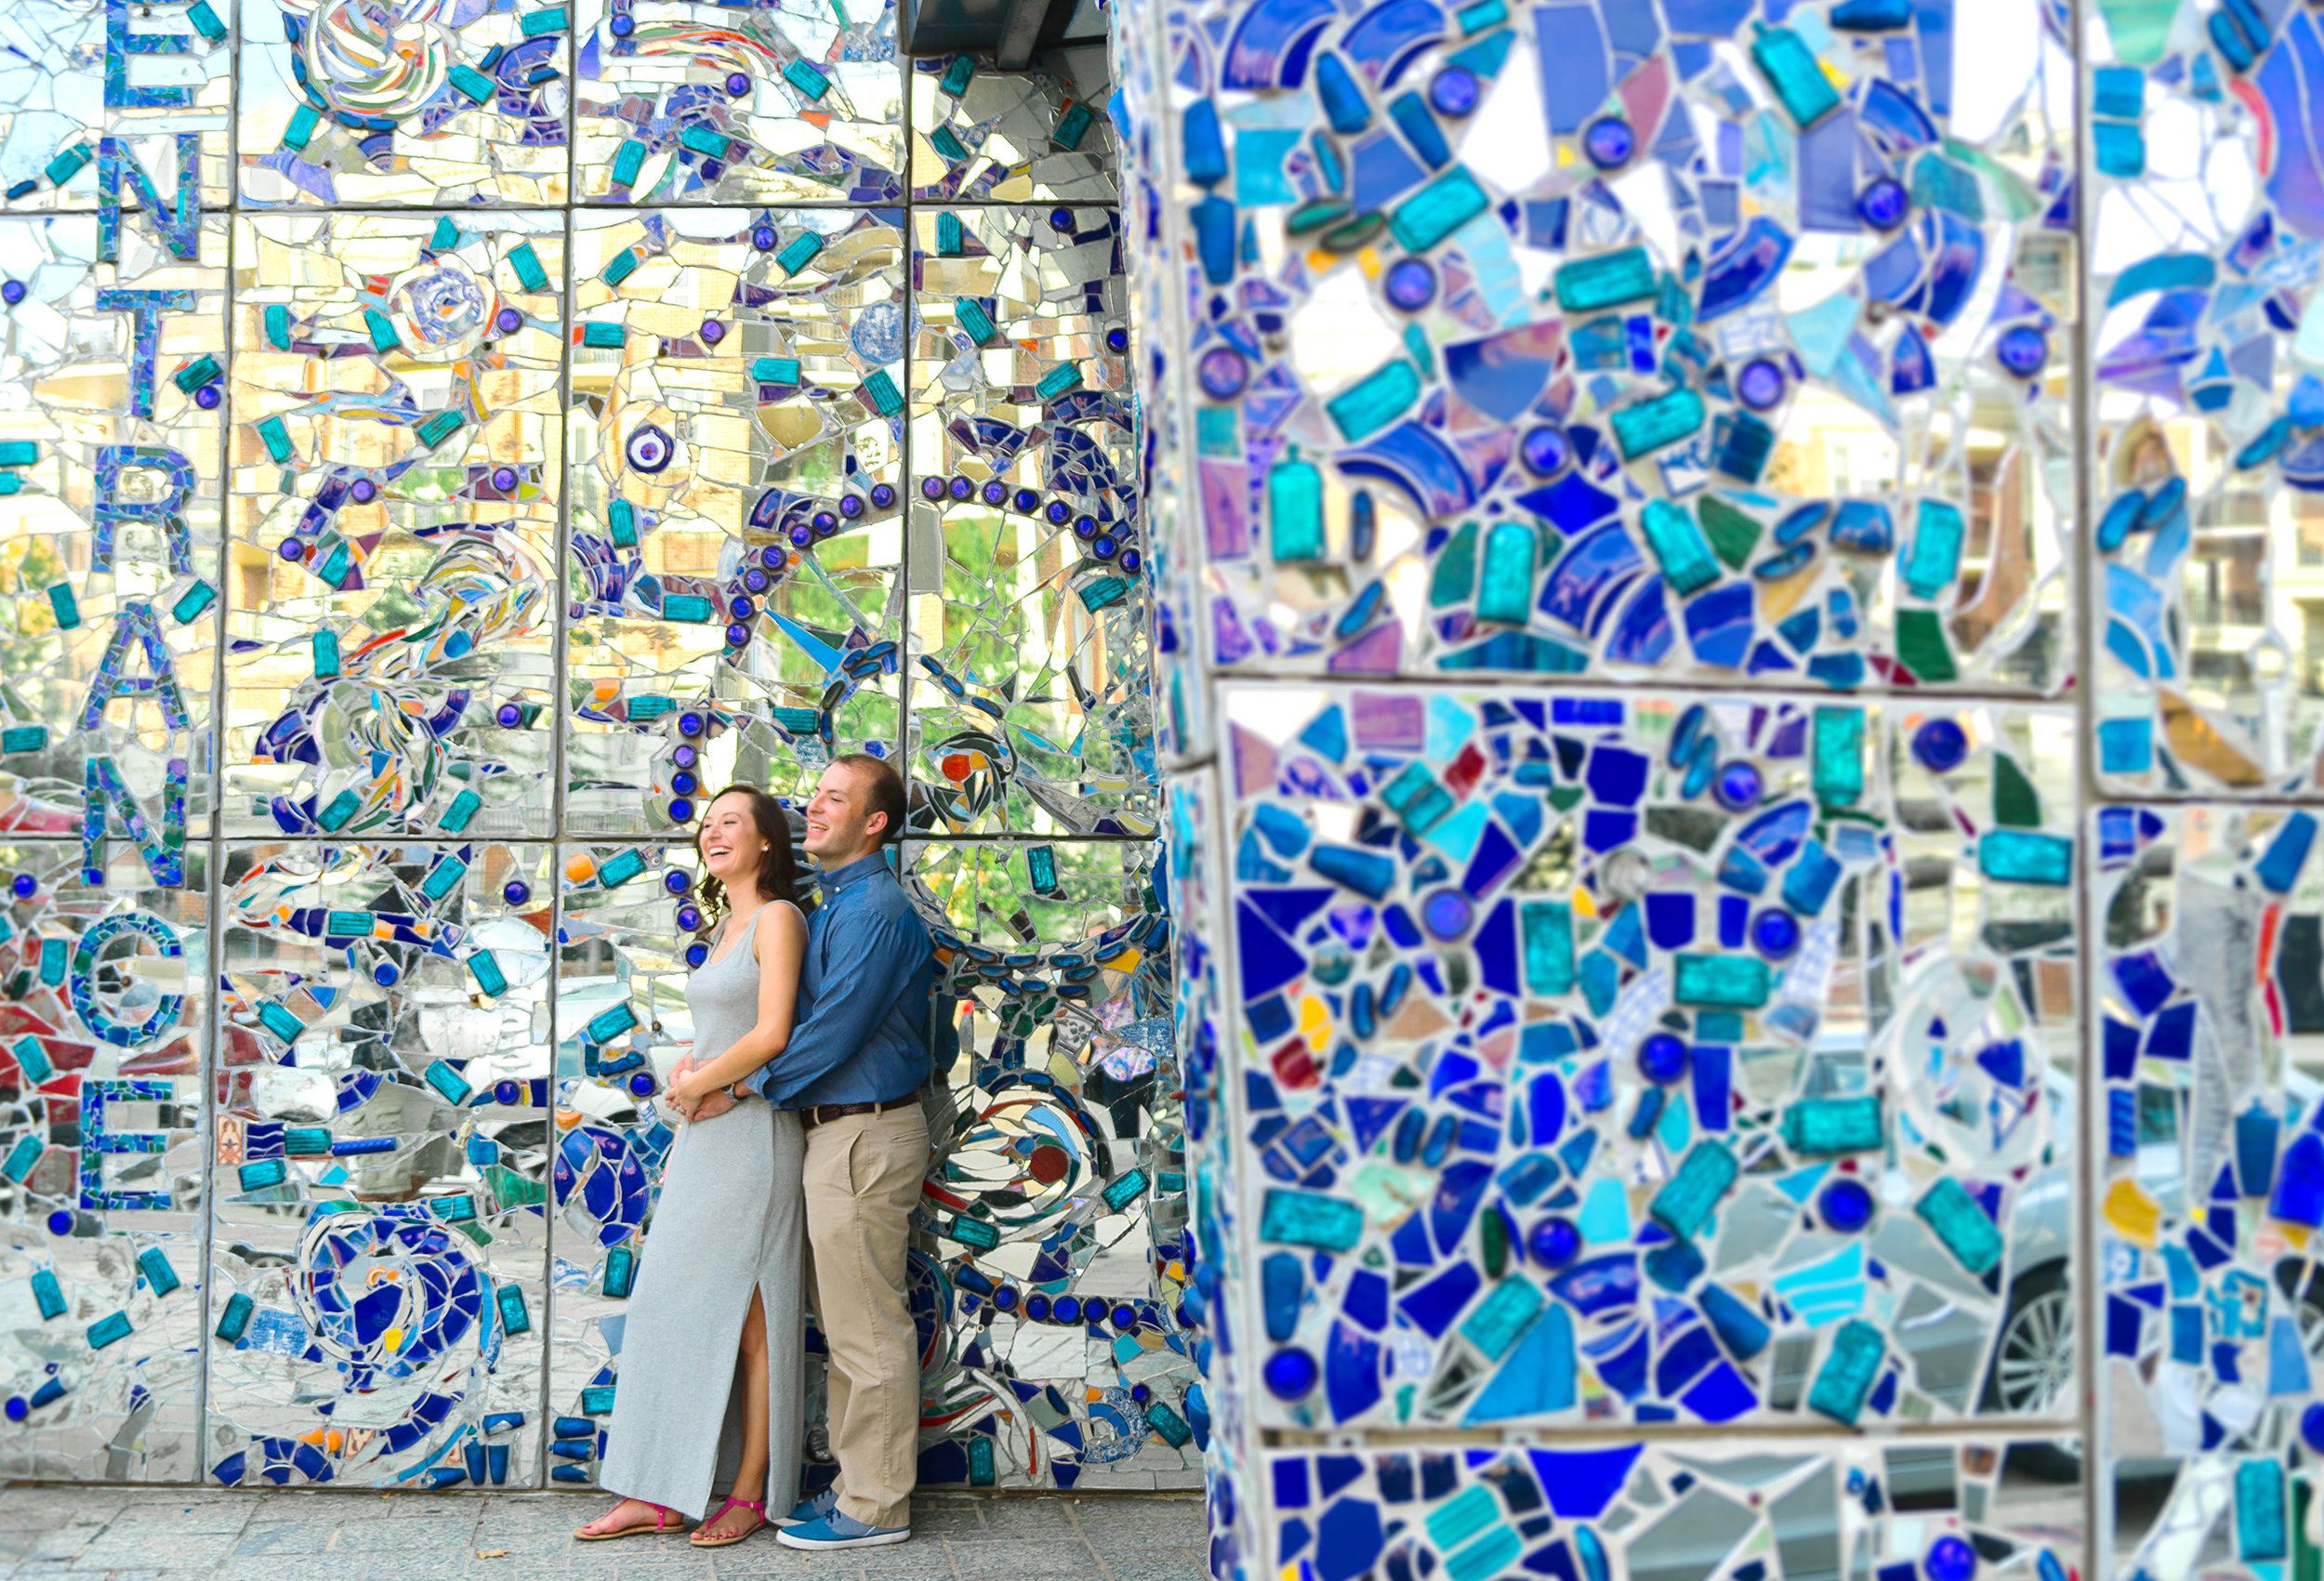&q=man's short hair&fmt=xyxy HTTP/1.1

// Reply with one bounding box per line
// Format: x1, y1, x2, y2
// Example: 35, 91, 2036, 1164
835, 752, 906, 845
